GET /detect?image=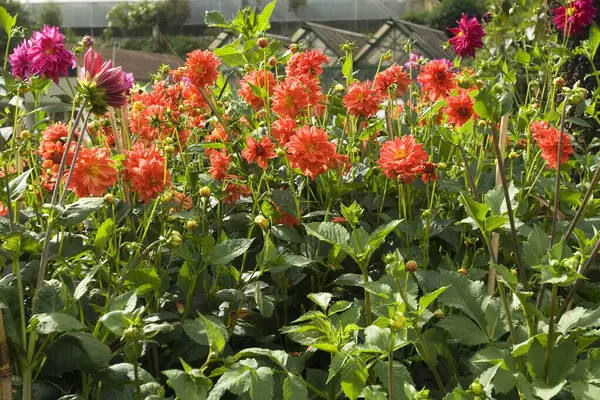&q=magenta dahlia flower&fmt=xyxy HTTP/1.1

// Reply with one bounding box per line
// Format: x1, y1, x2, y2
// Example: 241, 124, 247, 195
78, 49, 130, 112
29, 26, 76, 84
553, 0, 596, 36
448, 14, 486, 58
9, 40, 33, 80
